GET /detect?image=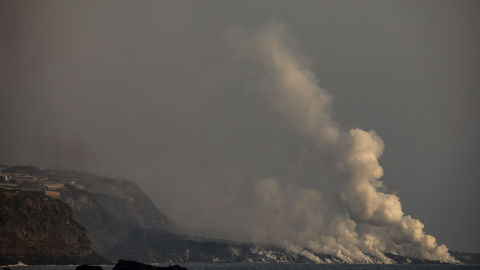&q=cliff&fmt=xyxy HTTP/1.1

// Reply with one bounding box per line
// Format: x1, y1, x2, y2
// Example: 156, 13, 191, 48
1, 166, 470, 265
0, 188, 109, 265
60, 178, 180, 254
0, 165, 180, 255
